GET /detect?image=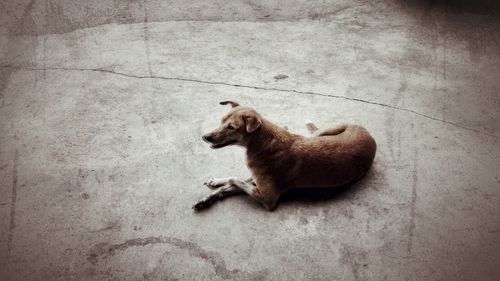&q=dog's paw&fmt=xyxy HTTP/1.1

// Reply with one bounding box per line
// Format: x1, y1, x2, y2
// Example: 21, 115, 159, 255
203, 178, 225, 189
192, 200, 210, 211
